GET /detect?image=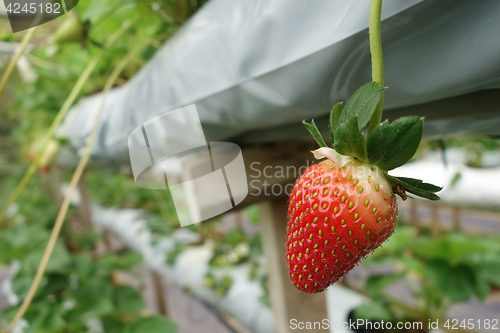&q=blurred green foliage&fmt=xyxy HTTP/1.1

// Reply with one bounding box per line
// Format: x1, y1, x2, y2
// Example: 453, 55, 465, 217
0, 0, 209, 156
0, 0, 212, 331
0, 174, 177, 332
353, 224, 500, 328
421, 136, 500, 168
